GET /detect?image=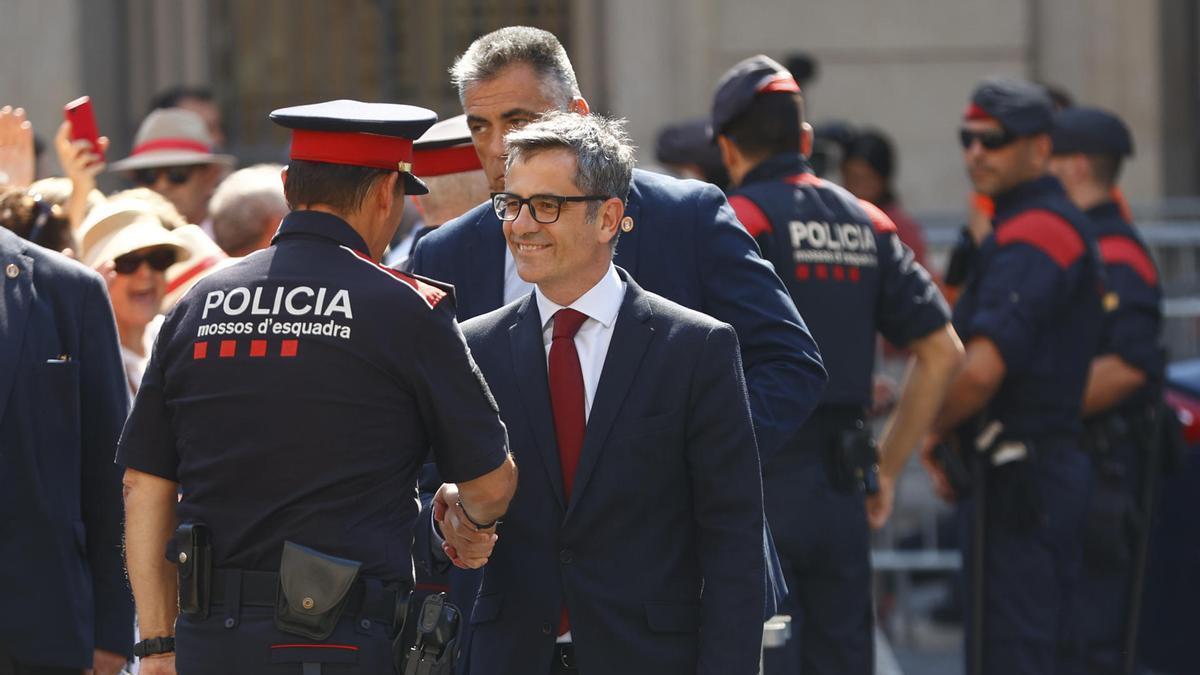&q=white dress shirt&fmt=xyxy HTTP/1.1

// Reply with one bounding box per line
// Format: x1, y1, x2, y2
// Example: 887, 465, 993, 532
534, 264, 625, 643
534, 264, 627, 422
